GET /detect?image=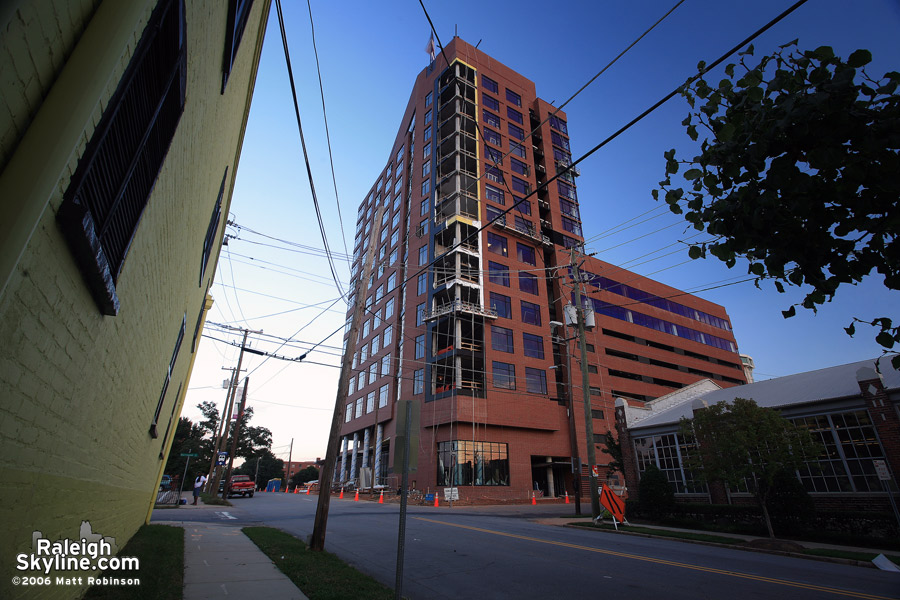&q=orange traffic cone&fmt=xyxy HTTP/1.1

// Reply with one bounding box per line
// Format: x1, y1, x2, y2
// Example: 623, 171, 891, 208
294, 486, 298, 494
378, 490, 384, 504
354, 490, 359, 502
339, 486, 344, 499
565, 491, 570, 504
434, 494, 439, 507
531, 491, 536, 505
306, 486, 310, 495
